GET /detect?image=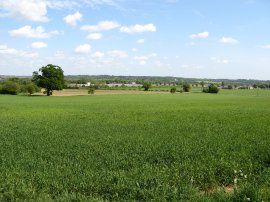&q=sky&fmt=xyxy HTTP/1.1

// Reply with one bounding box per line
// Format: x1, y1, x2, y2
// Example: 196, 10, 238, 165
0, 0, 270, 80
